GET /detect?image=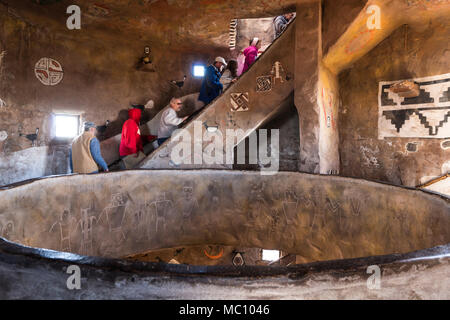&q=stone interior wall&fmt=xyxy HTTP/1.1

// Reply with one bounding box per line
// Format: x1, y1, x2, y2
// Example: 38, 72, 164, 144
322, 0, 366, 56
339, 16, 450, 187
0, 171, 448, 262
235, 17, 276, 57
230, 15, 296, 174
139, 23, 296, 170
233, 102, 300, 172
0, 7, 228, 185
